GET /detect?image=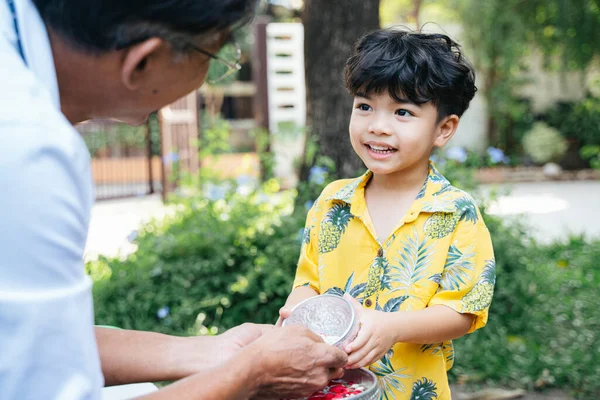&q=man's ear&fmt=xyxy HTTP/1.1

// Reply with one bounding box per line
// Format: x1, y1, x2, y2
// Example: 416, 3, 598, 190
121, 38, 164, 91
433, 114, 460, 148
